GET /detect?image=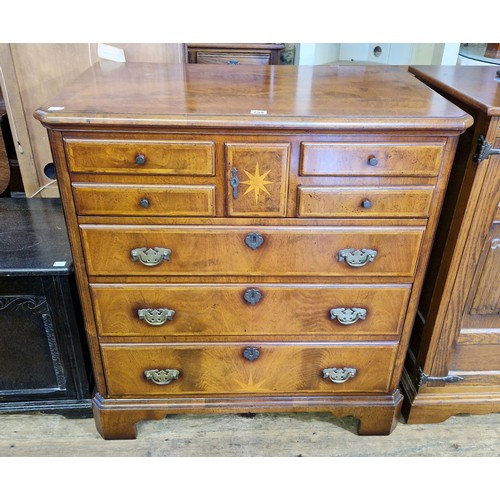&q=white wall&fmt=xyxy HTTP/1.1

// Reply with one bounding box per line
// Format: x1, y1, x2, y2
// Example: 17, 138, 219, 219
297, 43, 461, 65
